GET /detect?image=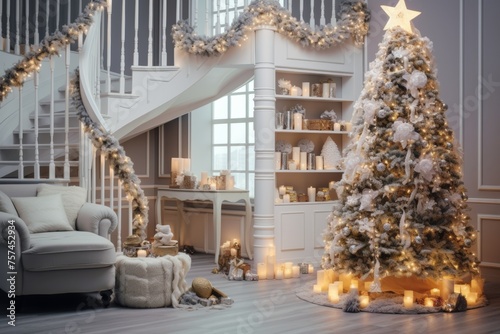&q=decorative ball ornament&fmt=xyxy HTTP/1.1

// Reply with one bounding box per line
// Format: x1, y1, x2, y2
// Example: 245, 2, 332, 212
383, 223, 391, 232
377, 109, 388, 118
342, 226, 351, 237
349, 245, 357, 254
415, 236, 422, 244
377, 163, 386, 172
464, 238, 472, 247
